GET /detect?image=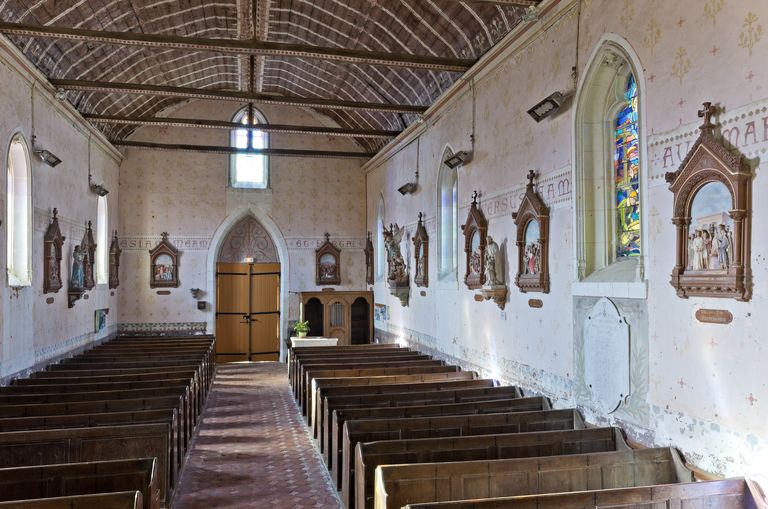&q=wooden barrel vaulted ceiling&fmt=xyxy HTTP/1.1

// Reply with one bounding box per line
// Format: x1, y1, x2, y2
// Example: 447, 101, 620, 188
0, 0, 539, 154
